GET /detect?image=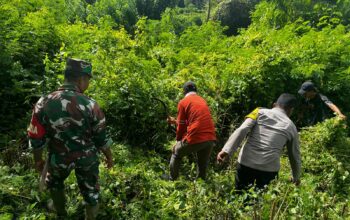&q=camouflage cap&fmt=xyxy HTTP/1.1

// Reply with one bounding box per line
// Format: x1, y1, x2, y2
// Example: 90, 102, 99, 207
64, 58, 92, 78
